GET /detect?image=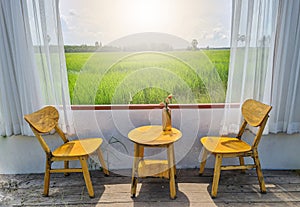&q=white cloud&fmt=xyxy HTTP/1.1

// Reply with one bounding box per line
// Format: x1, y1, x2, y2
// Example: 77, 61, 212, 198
68, 9, 78, 16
